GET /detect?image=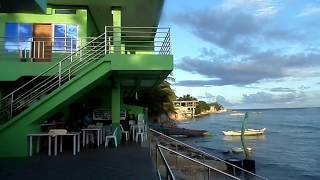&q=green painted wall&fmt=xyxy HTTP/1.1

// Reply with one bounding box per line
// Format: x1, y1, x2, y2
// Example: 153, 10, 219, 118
110, 54, 173, 71
112, 8, 122, 54
0, 6, 99, 62
0, 54, 172, 82
87, 10, 100, 36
